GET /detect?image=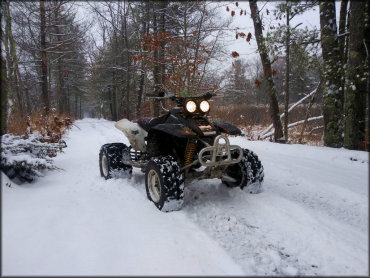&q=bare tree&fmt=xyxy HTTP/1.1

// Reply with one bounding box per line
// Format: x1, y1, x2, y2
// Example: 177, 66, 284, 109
249, 0, 284, 142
